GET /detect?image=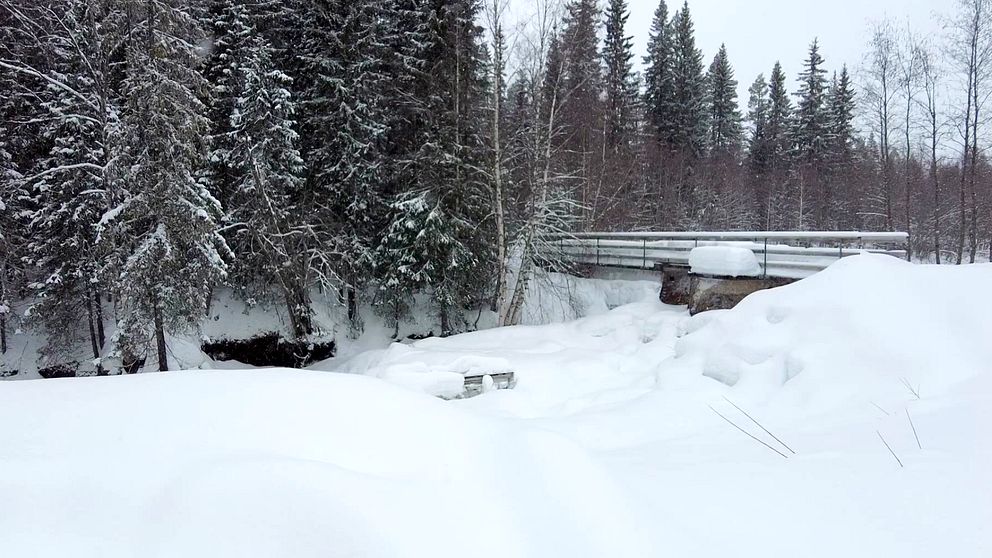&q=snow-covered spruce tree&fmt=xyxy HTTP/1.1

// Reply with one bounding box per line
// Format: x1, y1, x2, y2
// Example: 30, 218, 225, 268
665, 0, 708, 228
668, 1, 708, 159
21, 1, 118, 370
761, 61, 795, 229
598, 0, 641, 228
643, 0, 673, 144
202, 0, 255, 210
220, 19, 316, 340
1, 0, 53, 357
376, 0, 494, 336
792, 39, 830, 230
823, 66, 857, 228
298, 0, 396, 335
603, 0, 638, 154
746, 73, 776, 227
746, 74, 771, 170
706, 44, 742, 154
102, 0, 229, 372
559, 0, 604, 226
0, 131, 24, 358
